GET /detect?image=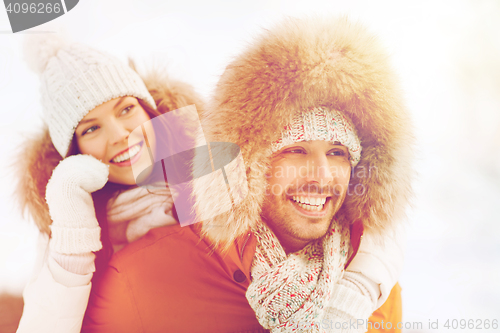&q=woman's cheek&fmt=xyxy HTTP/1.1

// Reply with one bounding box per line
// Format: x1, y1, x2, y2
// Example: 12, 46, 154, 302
81, 141, 108, 163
